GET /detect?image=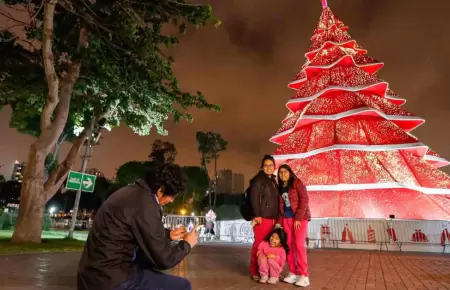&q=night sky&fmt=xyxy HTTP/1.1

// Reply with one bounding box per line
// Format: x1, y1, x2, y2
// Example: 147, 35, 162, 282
1, 0, 450, 181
